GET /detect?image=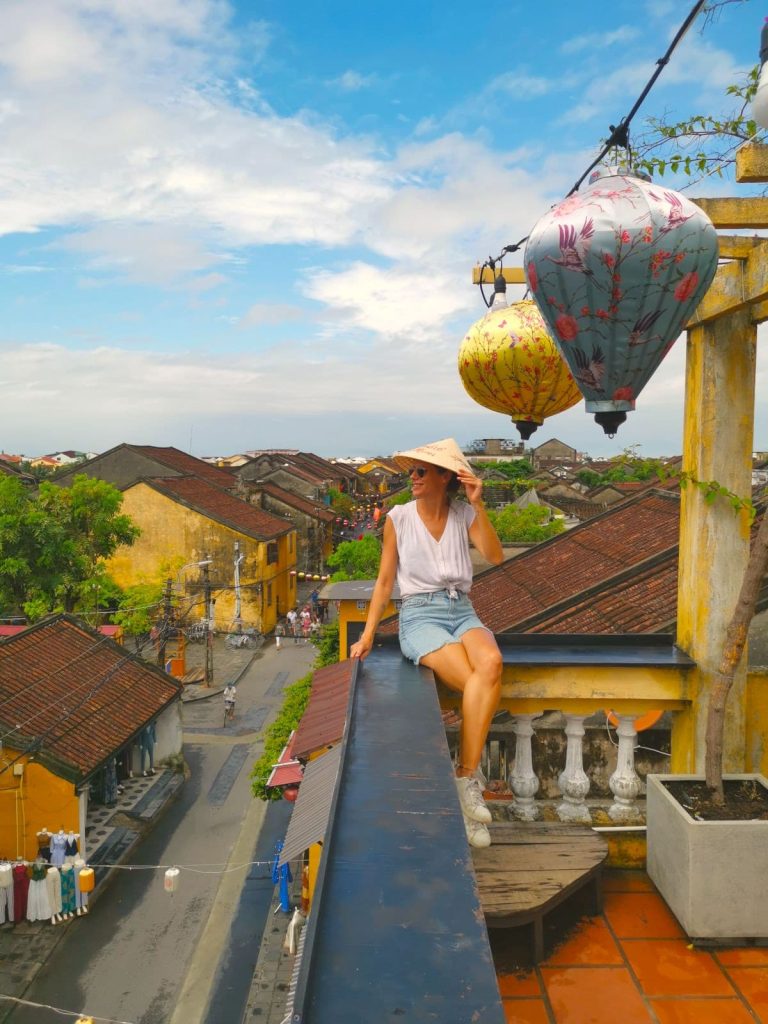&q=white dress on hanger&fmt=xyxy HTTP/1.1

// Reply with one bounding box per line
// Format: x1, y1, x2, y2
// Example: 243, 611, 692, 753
27, 863, 52, 922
